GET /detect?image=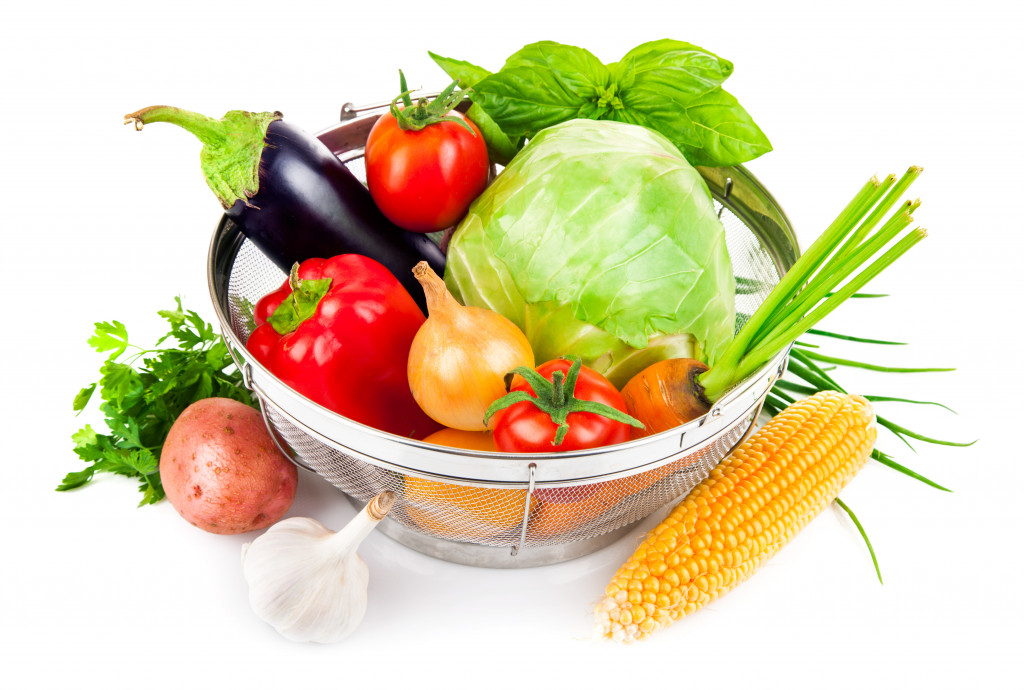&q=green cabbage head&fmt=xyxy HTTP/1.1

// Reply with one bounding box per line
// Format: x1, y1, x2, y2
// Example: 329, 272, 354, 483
444, 119, 735, 388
